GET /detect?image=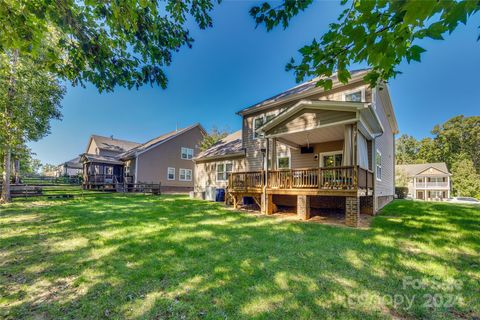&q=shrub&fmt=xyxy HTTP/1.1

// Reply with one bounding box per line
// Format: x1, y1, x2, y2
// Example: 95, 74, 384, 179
395, 187, 409, 199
